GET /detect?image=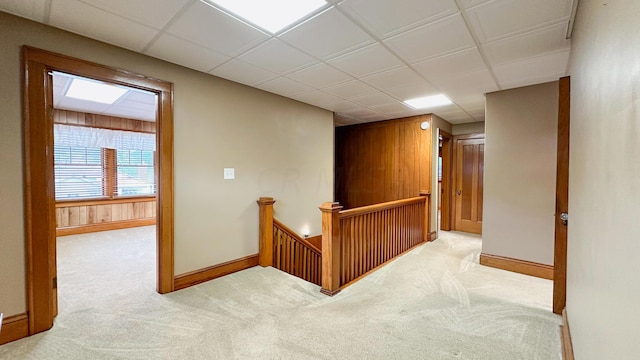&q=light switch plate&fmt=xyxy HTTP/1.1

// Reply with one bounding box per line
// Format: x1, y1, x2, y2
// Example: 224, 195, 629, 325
223, 168, 235, 180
